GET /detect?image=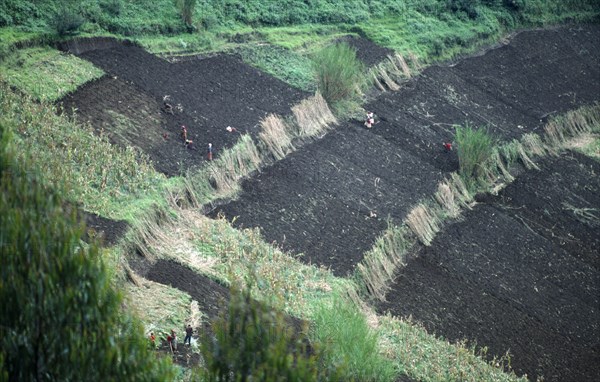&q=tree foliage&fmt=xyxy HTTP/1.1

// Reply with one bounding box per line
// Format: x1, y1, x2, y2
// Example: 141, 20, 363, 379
199, 283, 345, 381
0, 124, 174, 381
